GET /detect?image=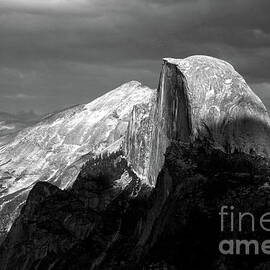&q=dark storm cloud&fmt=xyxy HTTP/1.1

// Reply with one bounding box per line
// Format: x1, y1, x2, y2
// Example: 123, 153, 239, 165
0, 0, 269, 113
